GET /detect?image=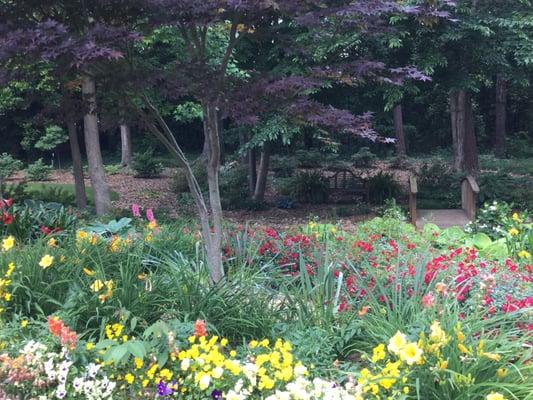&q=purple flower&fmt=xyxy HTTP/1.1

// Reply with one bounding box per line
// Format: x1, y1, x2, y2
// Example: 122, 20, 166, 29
157, 380, 174, 397
131, 203, 141, 218
211, 389, 223, 400
146, 208, 155, 222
